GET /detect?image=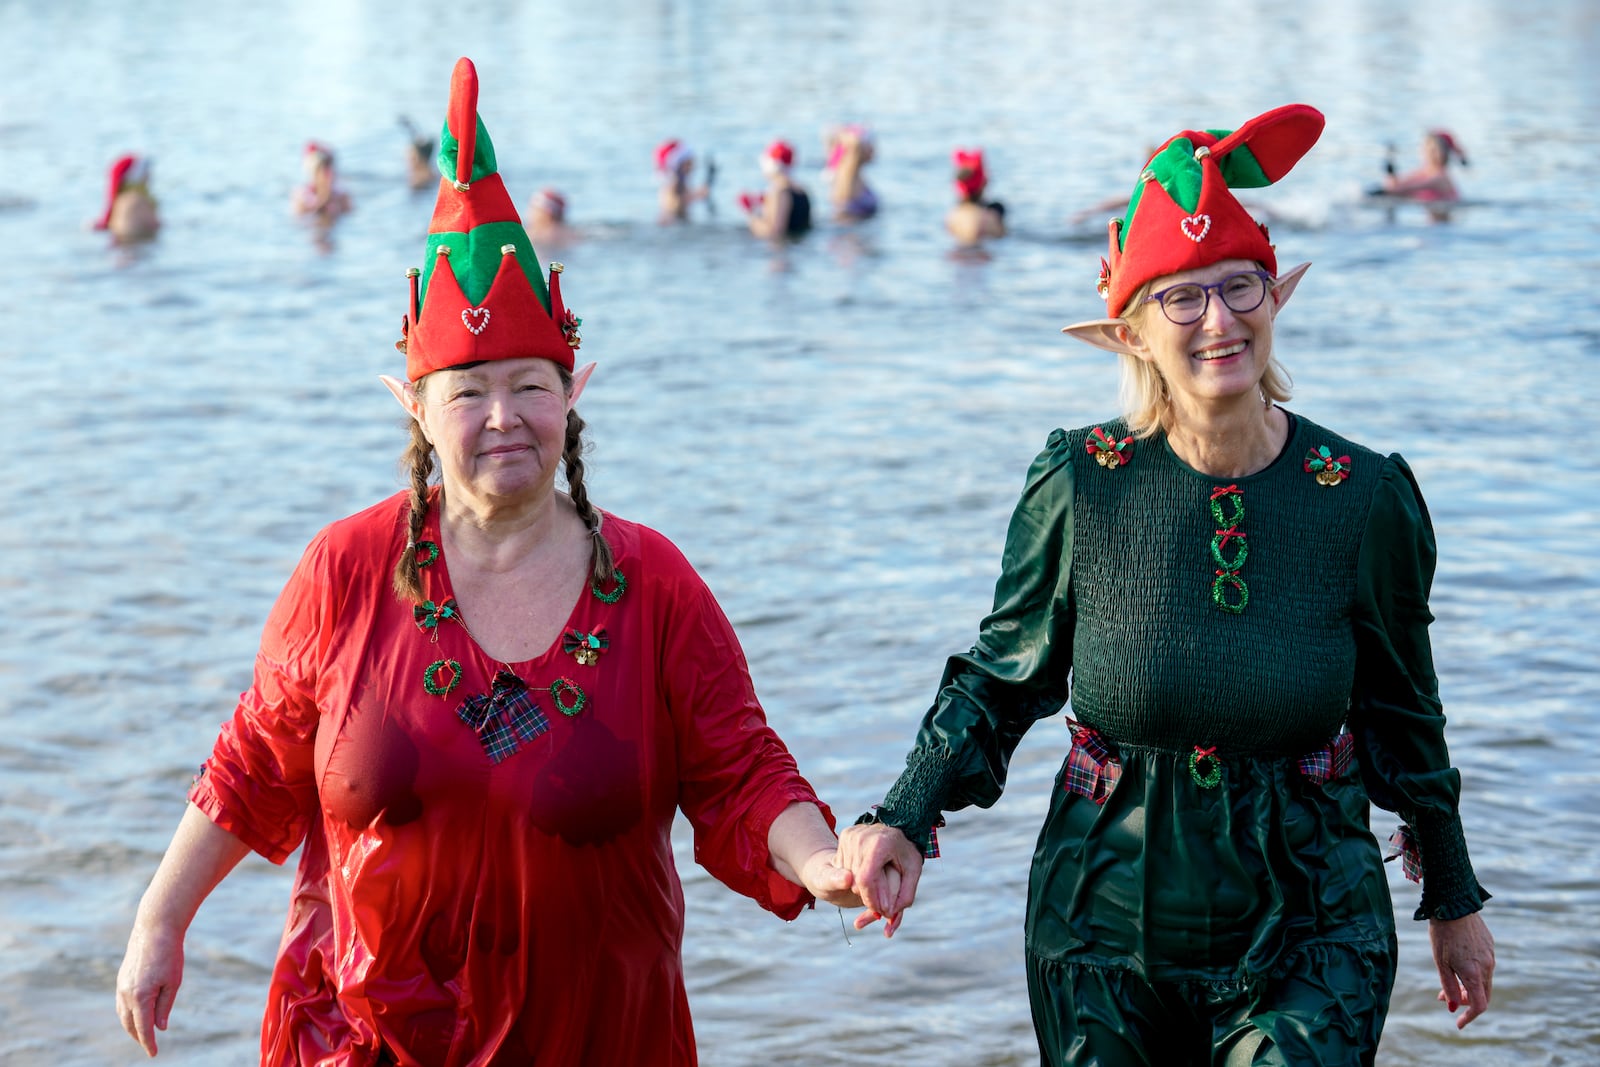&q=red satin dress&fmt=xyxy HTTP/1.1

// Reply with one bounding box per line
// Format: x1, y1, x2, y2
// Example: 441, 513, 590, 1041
190, 492, 829, 1065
